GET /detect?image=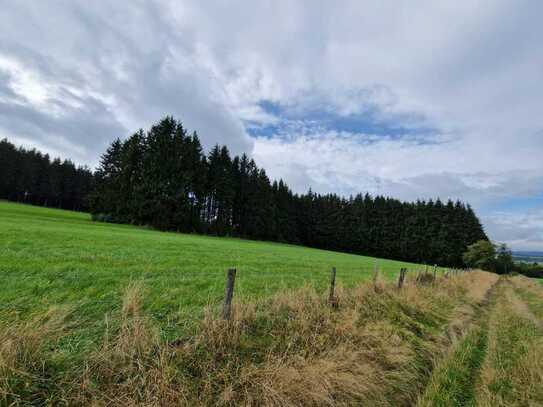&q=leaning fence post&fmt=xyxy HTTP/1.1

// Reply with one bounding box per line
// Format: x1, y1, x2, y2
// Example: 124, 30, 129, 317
398, 268, 406, 289
329, 267, 336, 303
222, 268, 237, 320
373, 266, 380, 292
